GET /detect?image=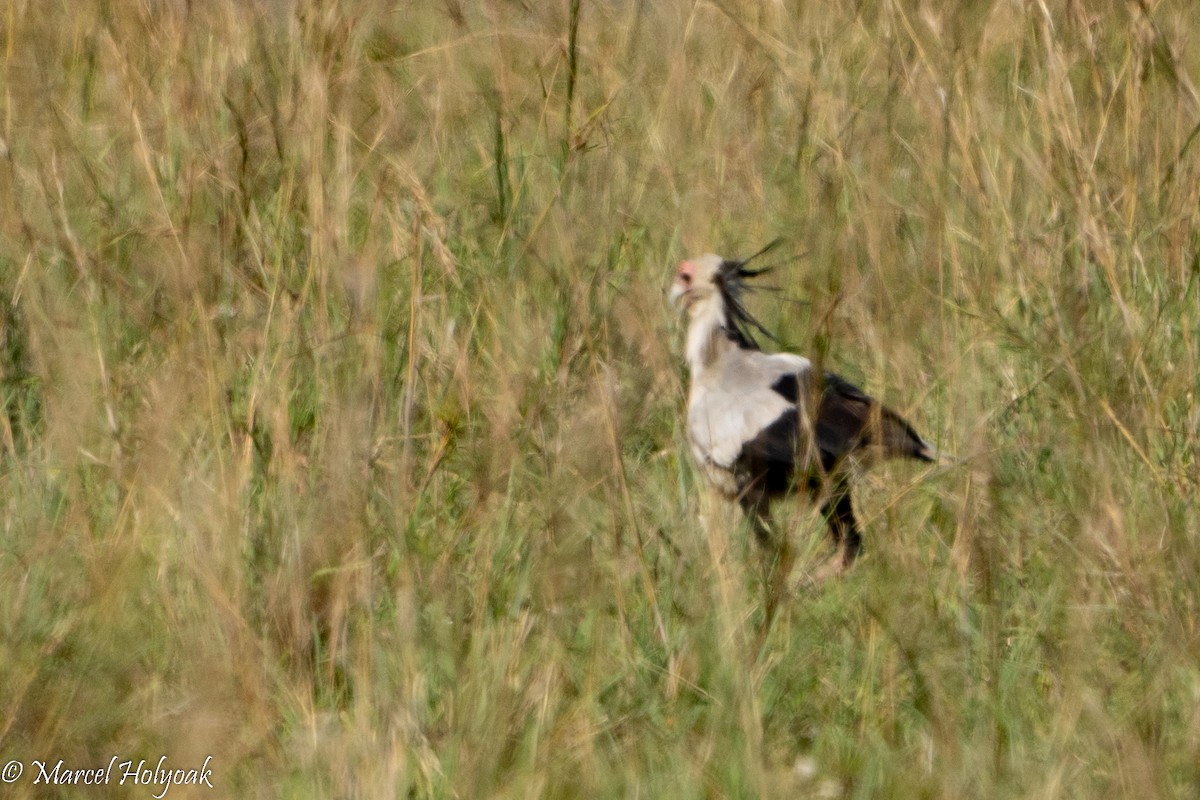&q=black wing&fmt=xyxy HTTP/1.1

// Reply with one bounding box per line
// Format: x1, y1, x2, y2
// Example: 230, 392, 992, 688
735, 408, 803, 496
816, 373, 932, 465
